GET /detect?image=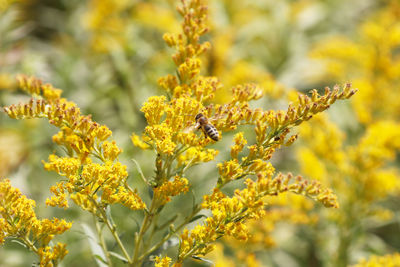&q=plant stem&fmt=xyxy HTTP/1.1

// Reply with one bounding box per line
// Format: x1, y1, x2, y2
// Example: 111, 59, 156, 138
21, 236, 38, 254
101, 209, 131, 263
93, 215, 113, 267
89, 197, 131, 263
137, 205, 202, 262
142, 211, 160, 257
131, 196, 158, 266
